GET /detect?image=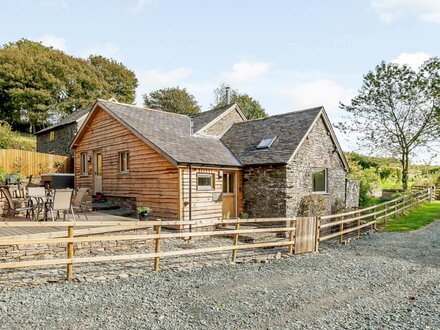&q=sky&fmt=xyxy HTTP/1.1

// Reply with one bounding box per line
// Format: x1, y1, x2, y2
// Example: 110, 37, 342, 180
0, 0, 439, 162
